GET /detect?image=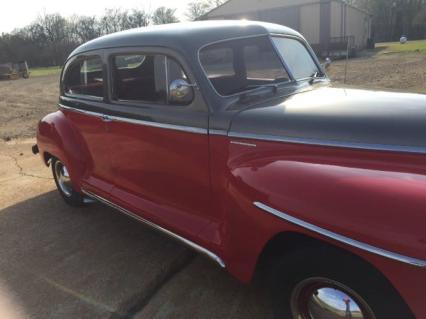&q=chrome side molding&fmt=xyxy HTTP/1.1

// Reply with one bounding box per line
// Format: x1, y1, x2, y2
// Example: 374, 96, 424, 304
59, 104, 208, 135
82, 189, 226, 268
230, 141, 257, 147
254, 201, 426, 268
230, 132, 426, 155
